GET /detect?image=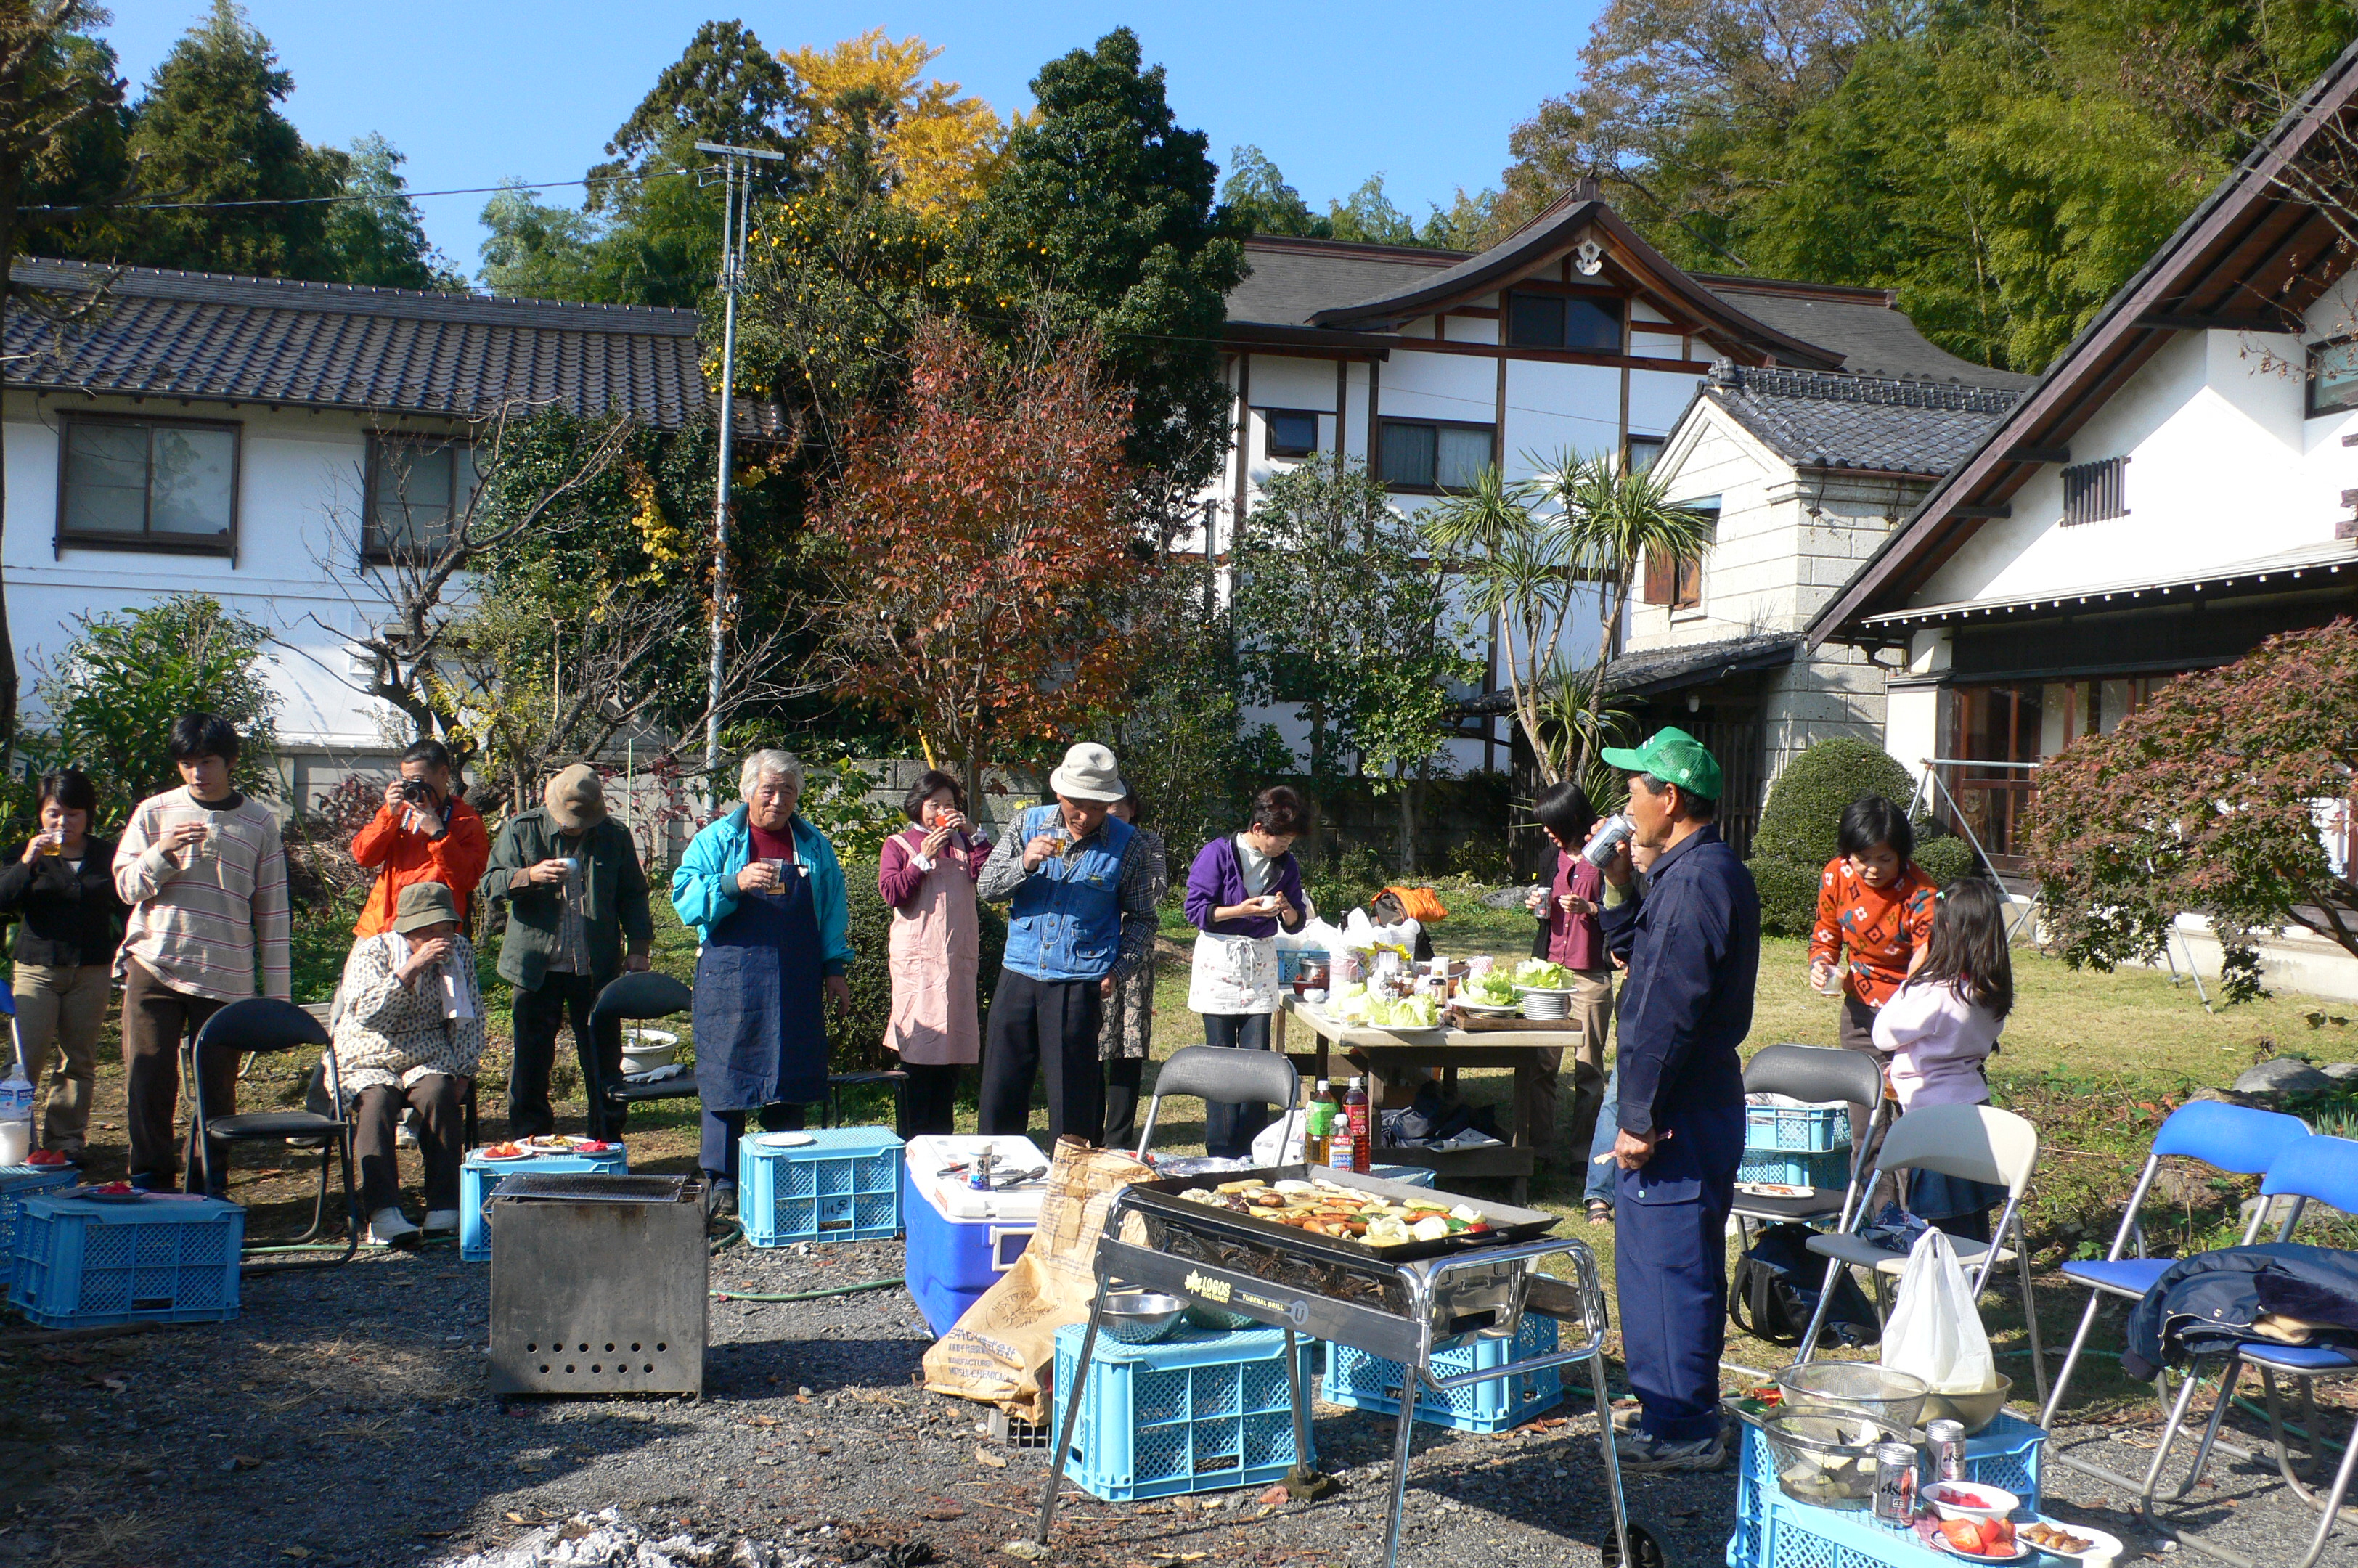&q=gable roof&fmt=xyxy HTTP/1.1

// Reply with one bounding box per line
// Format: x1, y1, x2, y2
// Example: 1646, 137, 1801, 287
1808, 38, 2358, 645
1694, 277, 2036, 388
3, 258, 731, 429
1692, 362, 2021, 477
